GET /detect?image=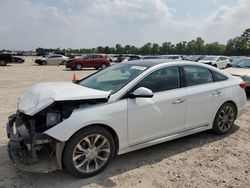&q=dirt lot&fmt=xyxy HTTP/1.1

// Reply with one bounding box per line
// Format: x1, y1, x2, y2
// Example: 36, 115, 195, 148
0, 57, 249, 188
